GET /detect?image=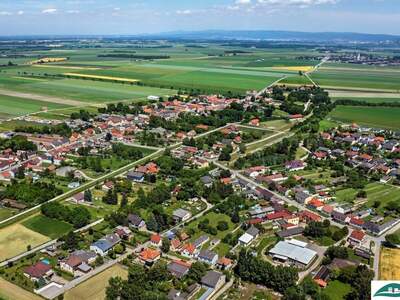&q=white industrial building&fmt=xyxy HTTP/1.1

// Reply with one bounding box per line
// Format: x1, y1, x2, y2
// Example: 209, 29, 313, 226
269, 239, 317, 268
